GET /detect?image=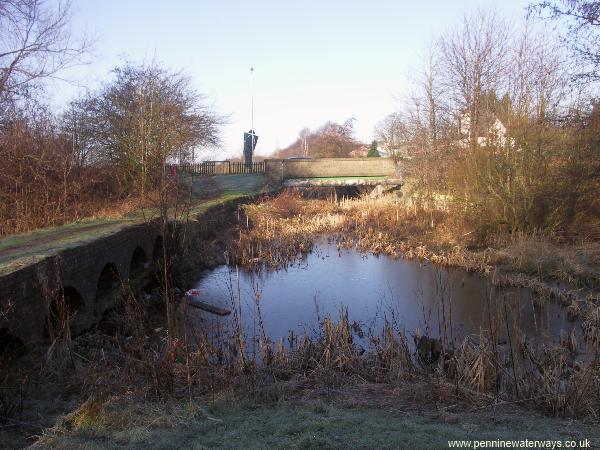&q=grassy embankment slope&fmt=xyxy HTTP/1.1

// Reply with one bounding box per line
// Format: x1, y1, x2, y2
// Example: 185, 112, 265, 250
0, 174, 268, 276
37, 395, 600, 449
